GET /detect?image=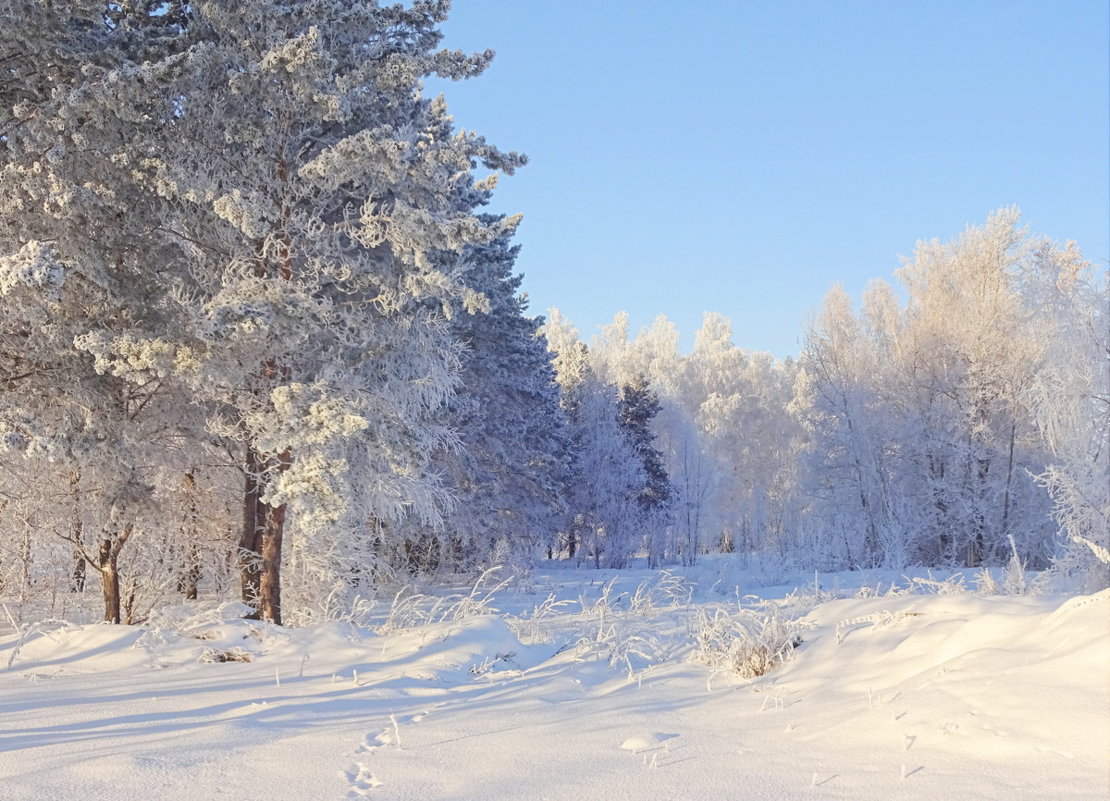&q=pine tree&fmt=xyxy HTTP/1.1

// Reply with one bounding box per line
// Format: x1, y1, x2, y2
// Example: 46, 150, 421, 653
2, 1, 525, 624
391, 229, 571, 577
0, 1, 208, 622
617, 375, 672, 561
